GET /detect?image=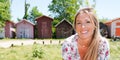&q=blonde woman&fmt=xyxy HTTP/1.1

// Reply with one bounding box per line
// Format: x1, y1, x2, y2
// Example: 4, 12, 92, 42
62, 7, 110, 60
